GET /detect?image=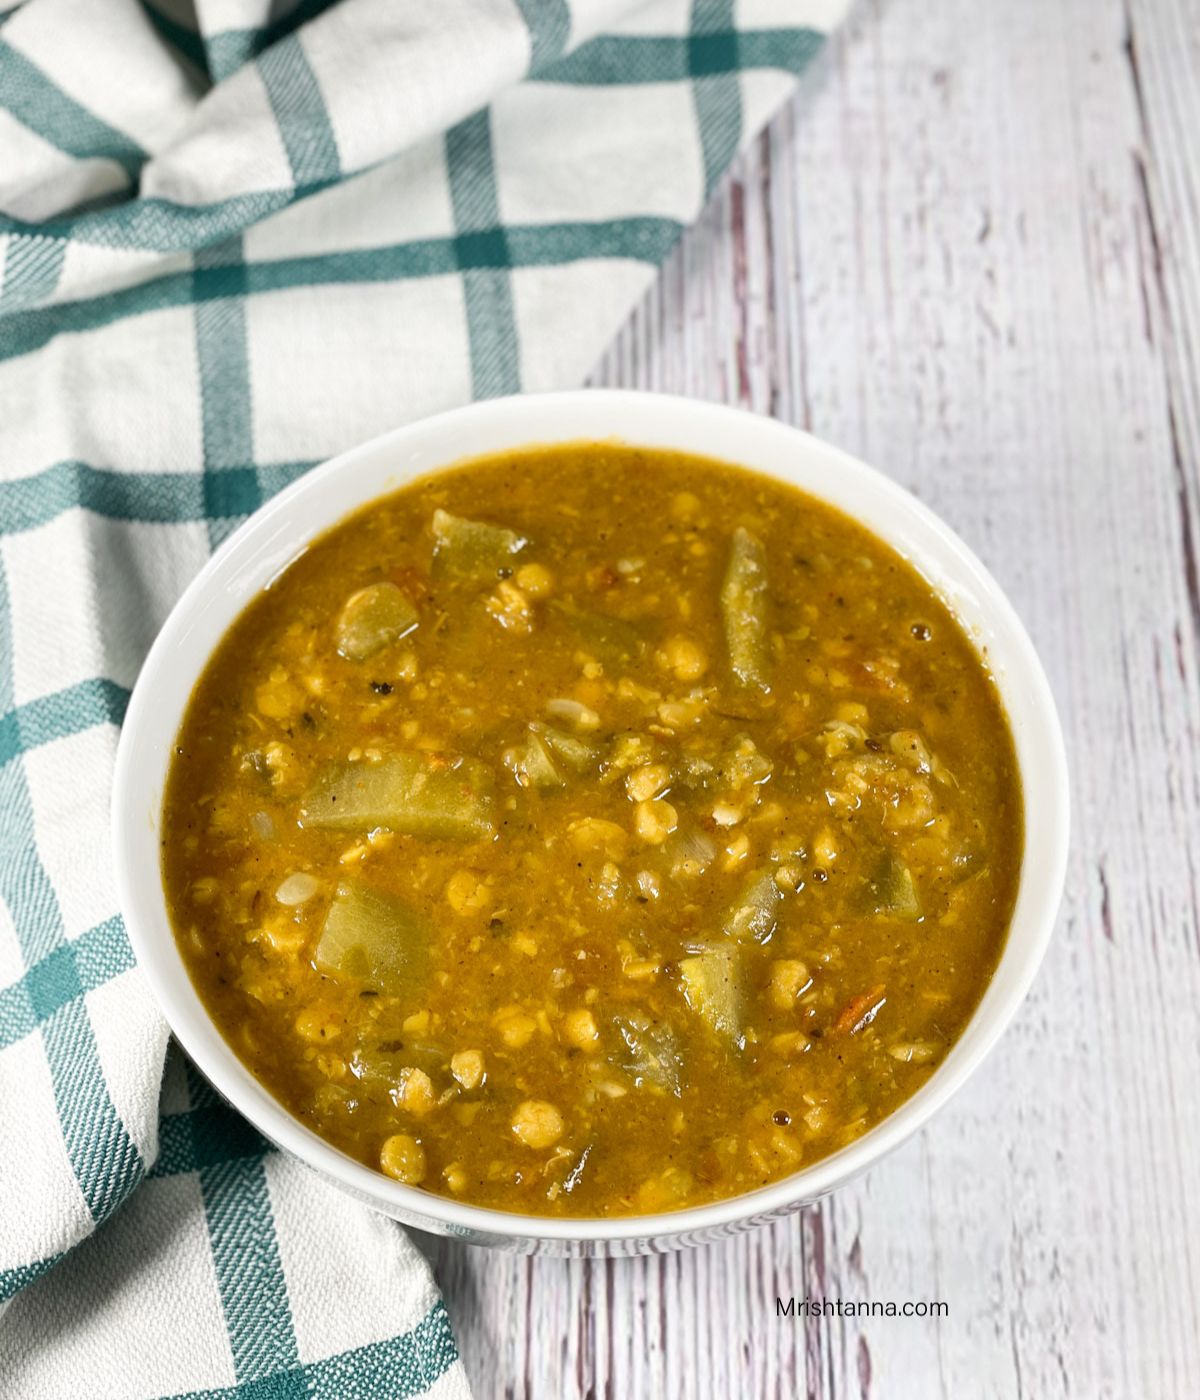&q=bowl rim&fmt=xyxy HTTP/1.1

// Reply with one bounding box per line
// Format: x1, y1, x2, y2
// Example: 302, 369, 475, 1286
113, 389, 1070, 1244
